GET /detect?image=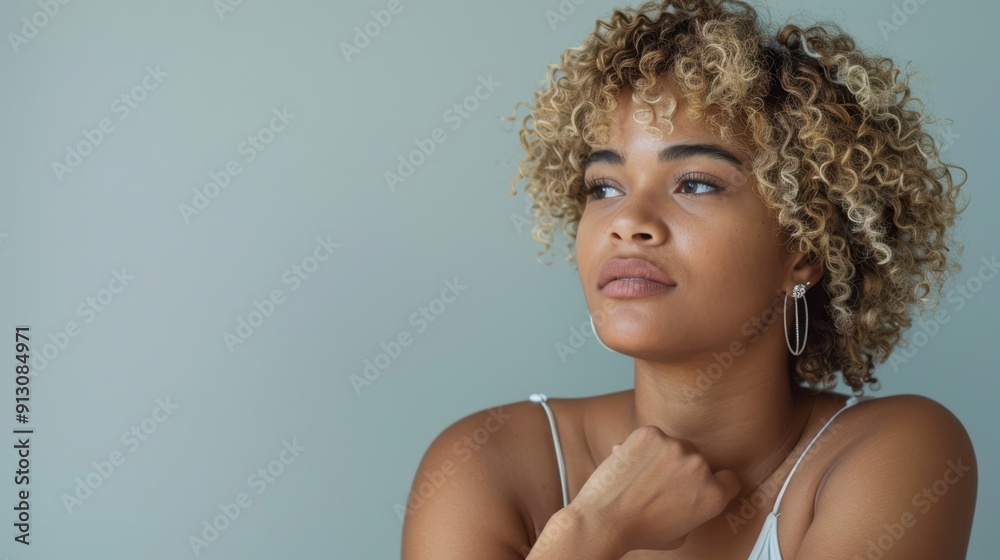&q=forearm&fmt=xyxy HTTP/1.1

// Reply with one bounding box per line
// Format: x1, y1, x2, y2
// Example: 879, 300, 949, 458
525, 508, 624, 560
